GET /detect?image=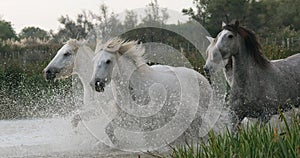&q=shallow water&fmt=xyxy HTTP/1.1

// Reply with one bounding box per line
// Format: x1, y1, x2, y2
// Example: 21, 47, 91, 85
0, 117, 117, 157
0, 107, 297, 157
0, 107, 224, 157
0, 102, 226, 157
